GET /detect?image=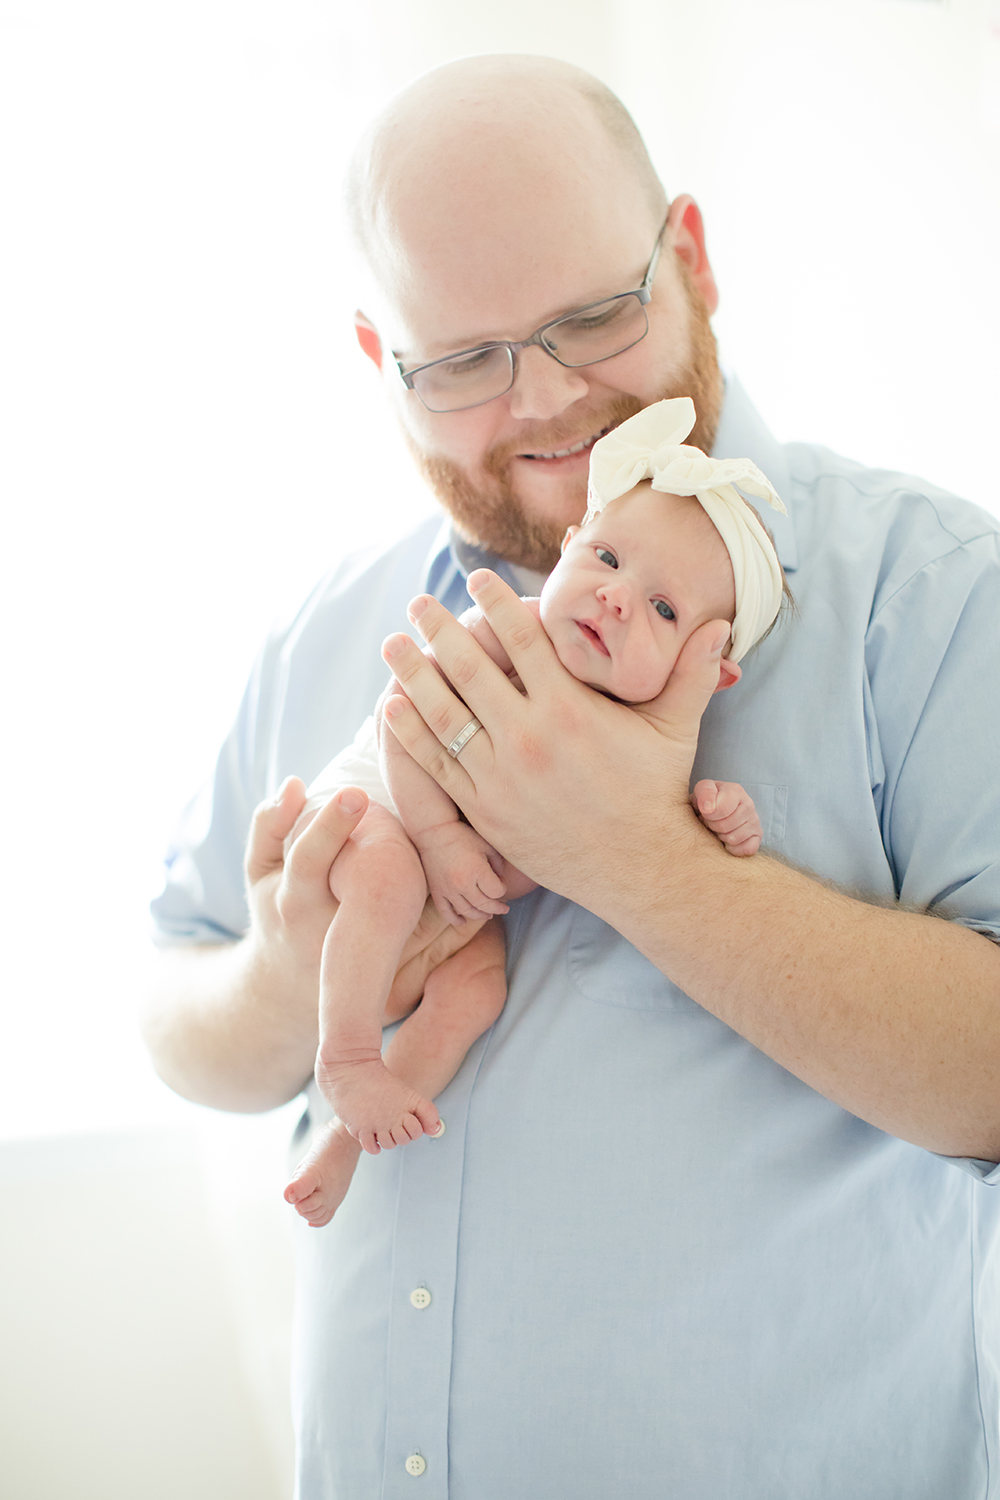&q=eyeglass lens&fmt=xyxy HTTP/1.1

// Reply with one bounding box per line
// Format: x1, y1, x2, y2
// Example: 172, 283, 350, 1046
413, 292, 649, 412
